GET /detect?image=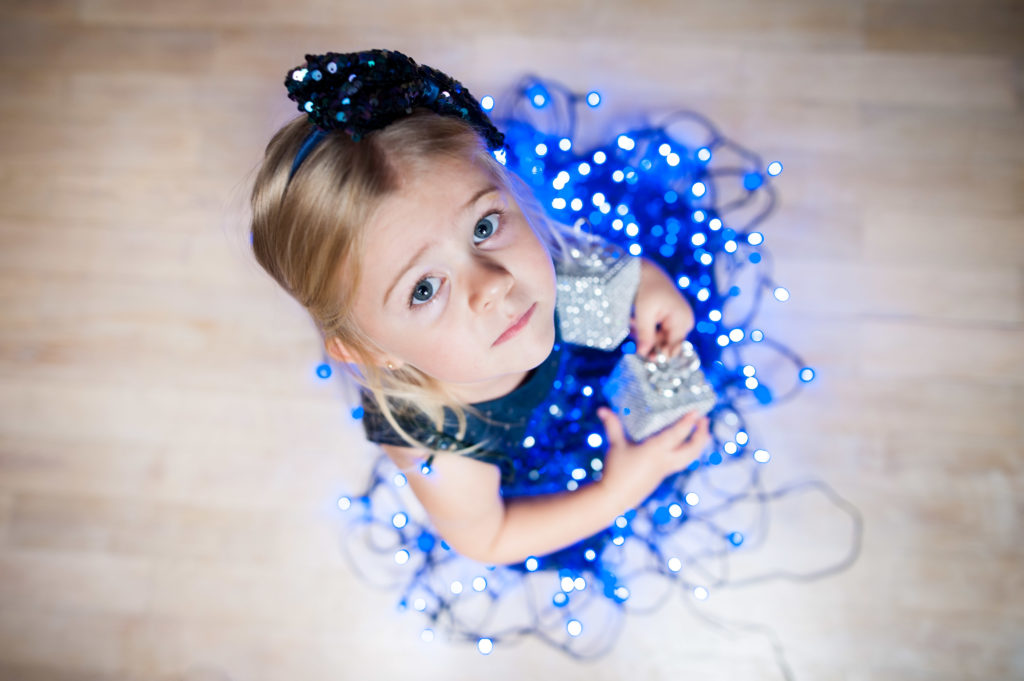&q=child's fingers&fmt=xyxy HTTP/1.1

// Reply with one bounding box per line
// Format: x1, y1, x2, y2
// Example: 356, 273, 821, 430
647, 410, 702, 448
596, 407, 626, 448
631, 319, 656, 359
658, 313, 694, 358
682, 417, 712, 452
636, 314, 692, 359
669, 418, 711, 471
655, 325, 681, 358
